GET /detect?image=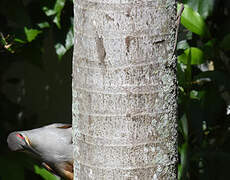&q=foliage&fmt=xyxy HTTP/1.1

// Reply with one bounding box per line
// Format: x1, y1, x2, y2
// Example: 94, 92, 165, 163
34, 165, 60, 180
177, 0, 230, 179
0, 0, 73, 61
